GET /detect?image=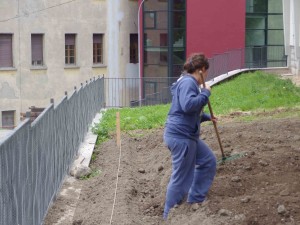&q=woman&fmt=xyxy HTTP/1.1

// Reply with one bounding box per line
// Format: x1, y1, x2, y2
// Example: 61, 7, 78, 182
163, 53, 217, 219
